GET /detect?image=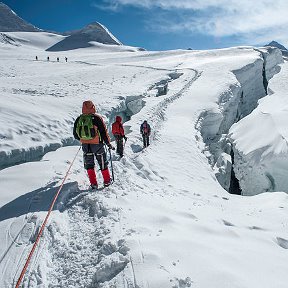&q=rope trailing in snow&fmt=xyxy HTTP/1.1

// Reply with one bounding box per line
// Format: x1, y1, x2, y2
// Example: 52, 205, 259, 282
15, 146, 81, 288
